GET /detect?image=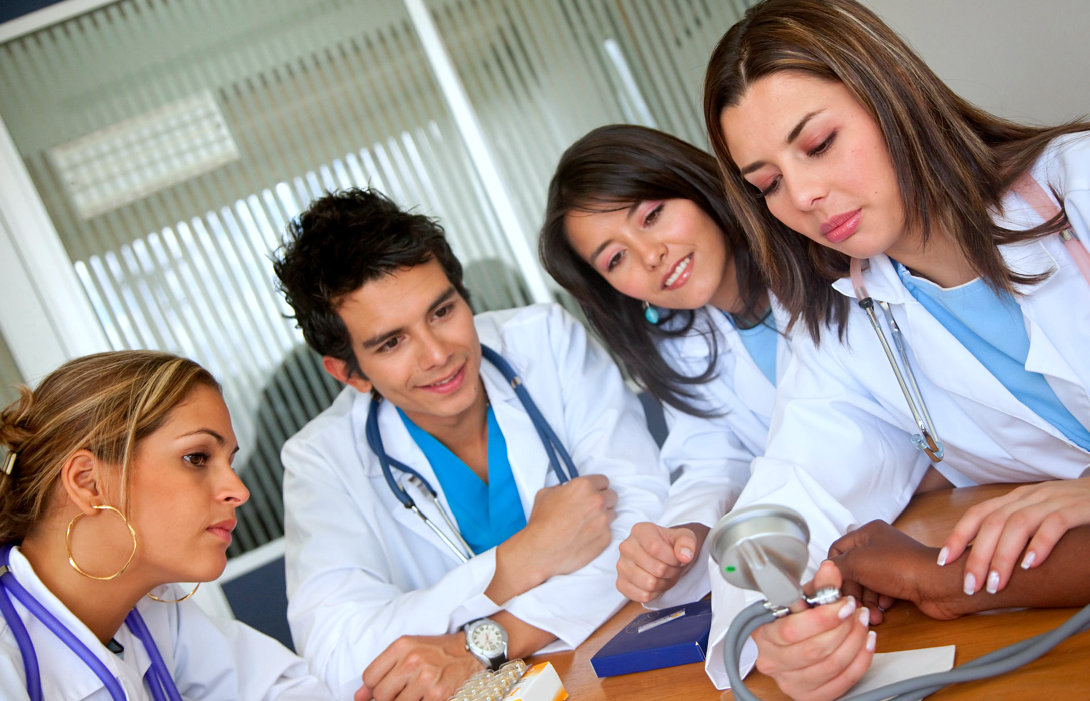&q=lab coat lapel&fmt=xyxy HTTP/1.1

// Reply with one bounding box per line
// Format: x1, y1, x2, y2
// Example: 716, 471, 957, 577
1013, 237, 1090, 428
852, 253, 1089, 445
717, 310, 776, 420
365, 397, 469, 565
7, 547, 150, 700
771, 297, 794, 385
481, 358, 549, 518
